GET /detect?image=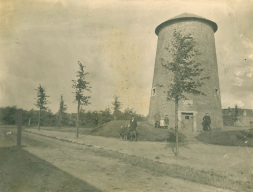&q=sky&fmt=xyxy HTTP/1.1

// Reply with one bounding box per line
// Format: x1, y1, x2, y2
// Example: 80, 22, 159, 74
0, 0, 252, 115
